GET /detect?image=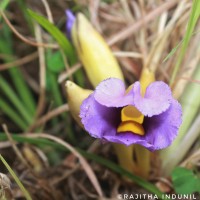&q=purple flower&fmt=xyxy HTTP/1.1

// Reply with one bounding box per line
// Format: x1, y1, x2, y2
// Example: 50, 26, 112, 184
65, 10, 75, 40
80, 78, 182, 151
